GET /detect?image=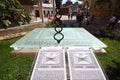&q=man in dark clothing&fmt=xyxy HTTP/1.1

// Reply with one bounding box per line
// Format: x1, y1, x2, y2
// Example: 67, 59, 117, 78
76, 13, 84, 27
107, 14, 118, 32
